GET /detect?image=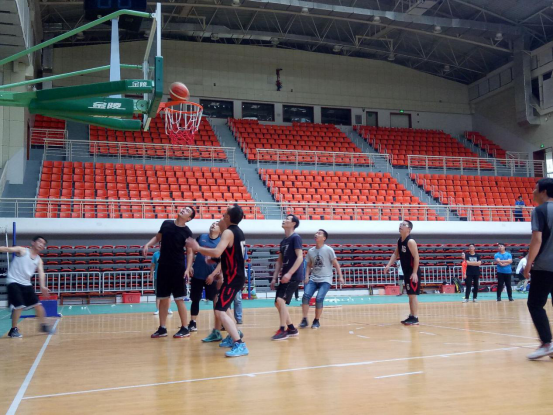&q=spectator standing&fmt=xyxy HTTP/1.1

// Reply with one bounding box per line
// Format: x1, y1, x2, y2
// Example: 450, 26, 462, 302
494, 243, 513, 302
514, 195, 525, 222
